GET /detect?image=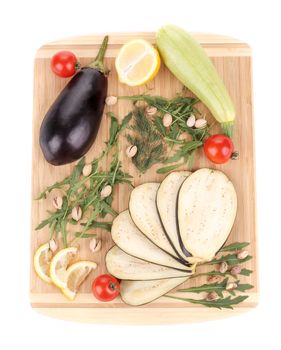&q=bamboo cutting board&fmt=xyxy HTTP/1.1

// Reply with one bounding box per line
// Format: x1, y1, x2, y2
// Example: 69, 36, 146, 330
30, 33, 258, 324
